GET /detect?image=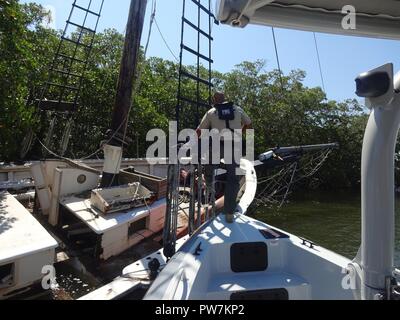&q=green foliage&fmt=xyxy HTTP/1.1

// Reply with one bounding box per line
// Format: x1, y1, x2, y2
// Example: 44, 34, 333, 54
0, 0, 57, 159
0, 1, 371, 189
